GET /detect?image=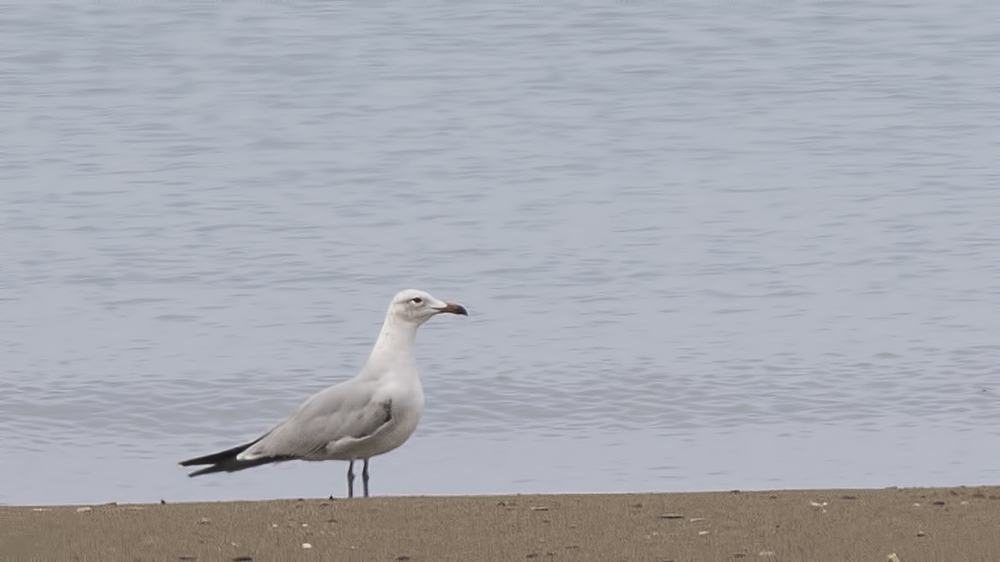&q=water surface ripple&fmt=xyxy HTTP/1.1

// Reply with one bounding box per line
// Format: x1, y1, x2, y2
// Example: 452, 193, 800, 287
2, 3, 999, 504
